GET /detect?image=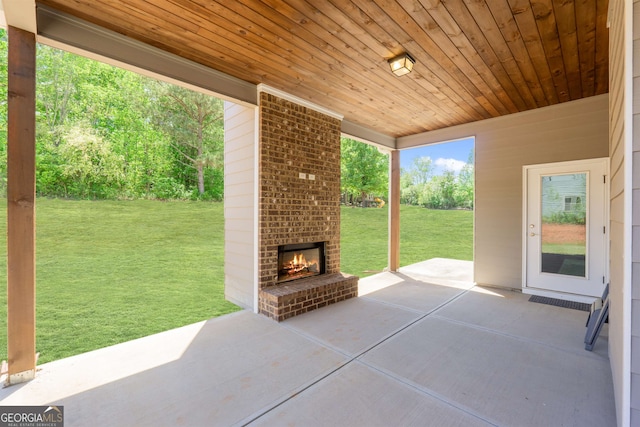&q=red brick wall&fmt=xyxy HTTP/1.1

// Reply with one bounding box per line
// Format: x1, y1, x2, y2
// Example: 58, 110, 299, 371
258, 92, 341, 289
